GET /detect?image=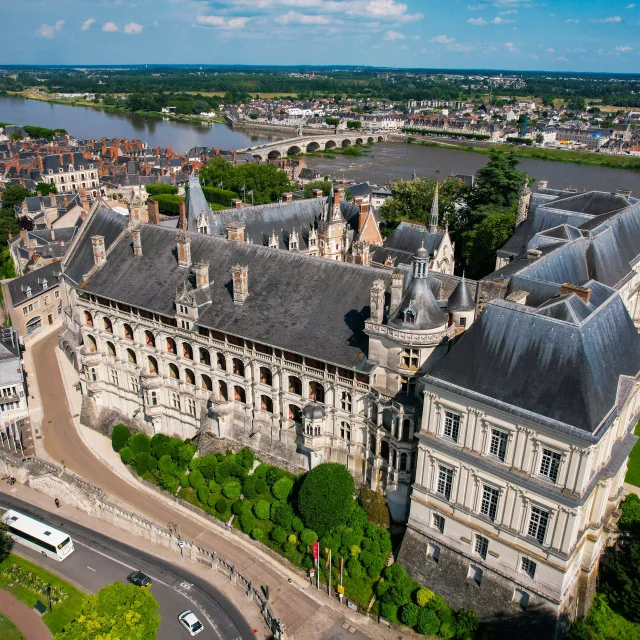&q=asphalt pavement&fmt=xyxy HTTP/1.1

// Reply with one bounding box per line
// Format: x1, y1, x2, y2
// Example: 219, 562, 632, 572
0, 493, 254, 640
